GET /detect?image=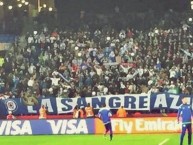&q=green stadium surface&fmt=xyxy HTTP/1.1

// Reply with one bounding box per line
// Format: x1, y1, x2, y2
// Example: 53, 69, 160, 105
0, 134, 187, 145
